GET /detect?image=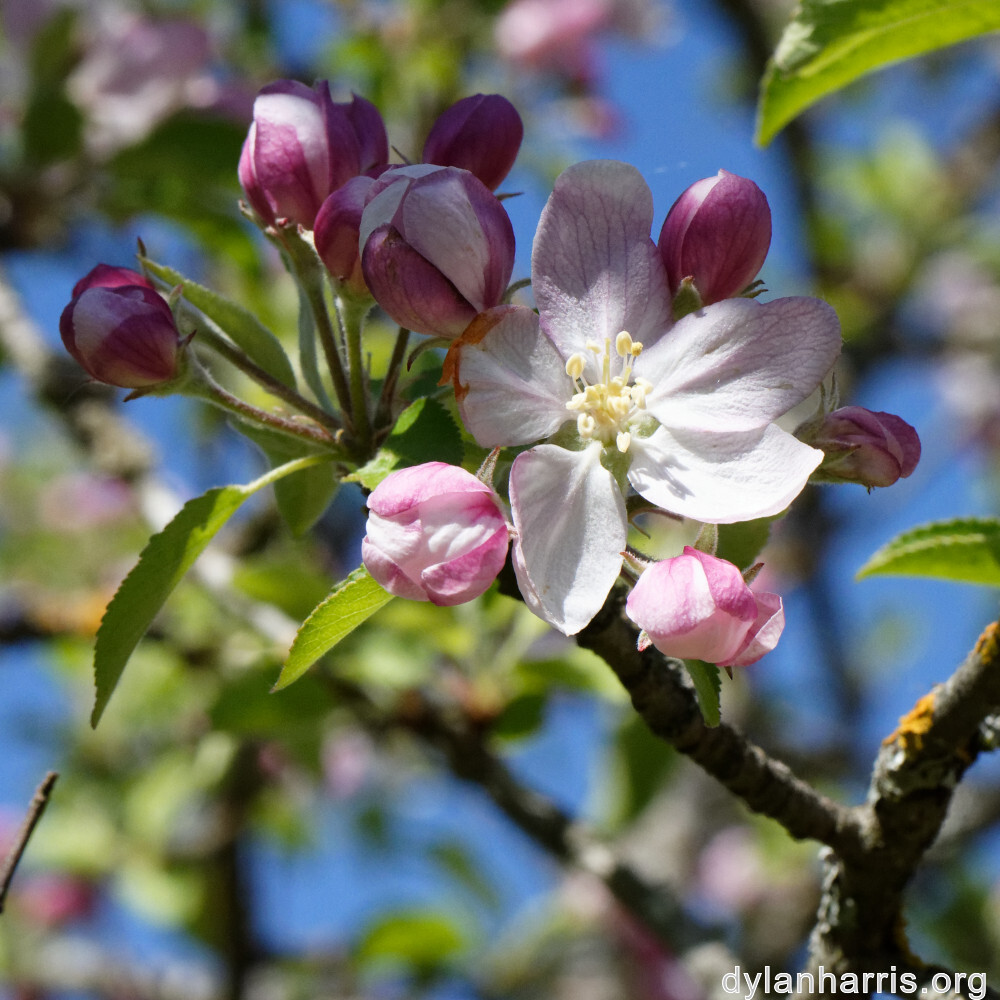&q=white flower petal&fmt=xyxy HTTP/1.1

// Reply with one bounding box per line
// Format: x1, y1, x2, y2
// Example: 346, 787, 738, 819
532, 160, 673, 358
510, 442, 627, 634
638, 297, 841, 433
628, 422, 823, 522
447, 306, 574, 447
